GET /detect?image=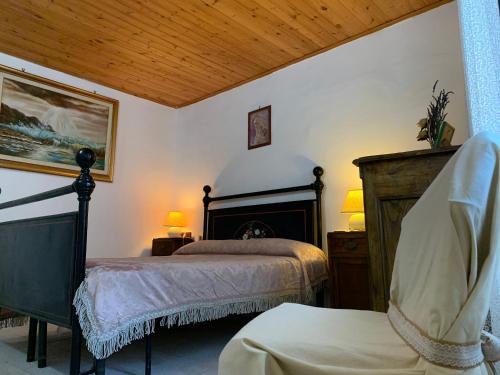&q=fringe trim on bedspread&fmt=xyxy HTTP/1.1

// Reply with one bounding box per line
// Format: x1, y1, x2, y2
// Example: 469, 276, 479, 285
74, 279, 324, 359
0, 316, 29, 329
